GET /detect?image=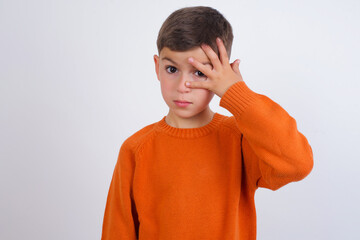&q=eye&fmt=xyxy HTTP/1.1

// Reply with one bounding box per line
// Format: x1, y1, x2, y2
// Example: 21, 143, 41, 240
195, 70, 207, 78
165, 66, 177, 74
